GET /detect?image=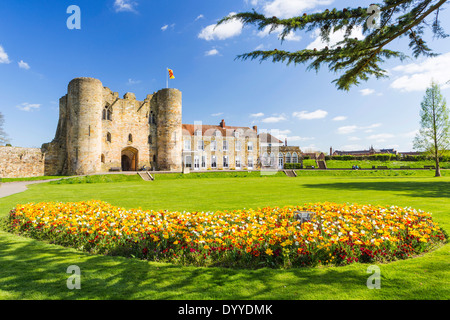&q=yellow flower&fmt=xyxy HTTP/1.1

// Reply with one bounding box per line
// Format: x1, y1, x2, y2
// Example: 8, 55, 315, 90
265, 248, 273, 256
